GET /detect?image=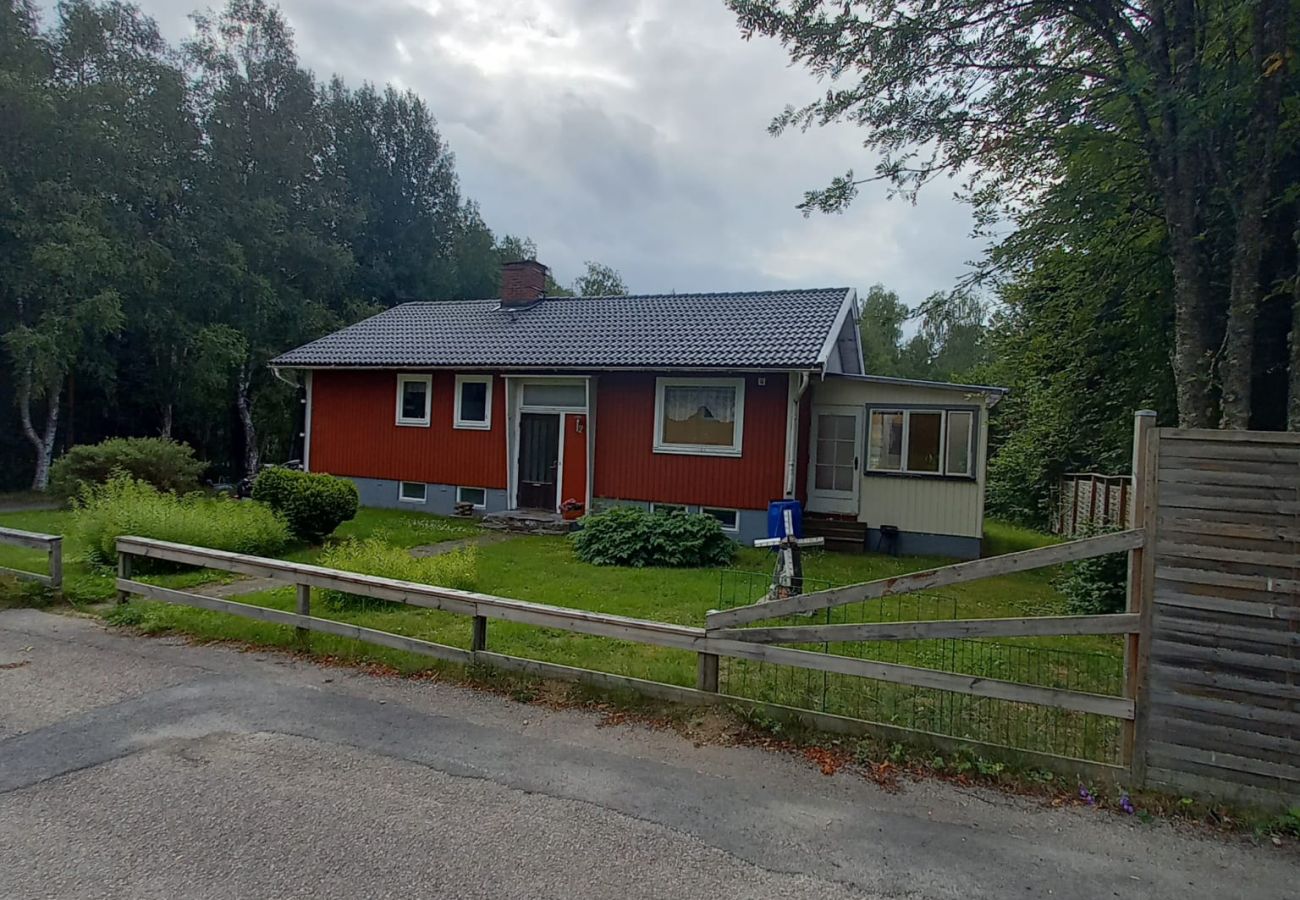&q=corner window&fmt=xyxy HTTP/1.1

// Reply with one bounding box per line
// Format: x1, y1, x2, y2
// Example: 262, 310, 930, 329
702, 507, 740, 532
454, 375, 493, 429
867, 408, 975, 478
399, 481, 427, 503
653, 377, 745, 457
456, 486, 487, 509
395, 374, 431, 427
